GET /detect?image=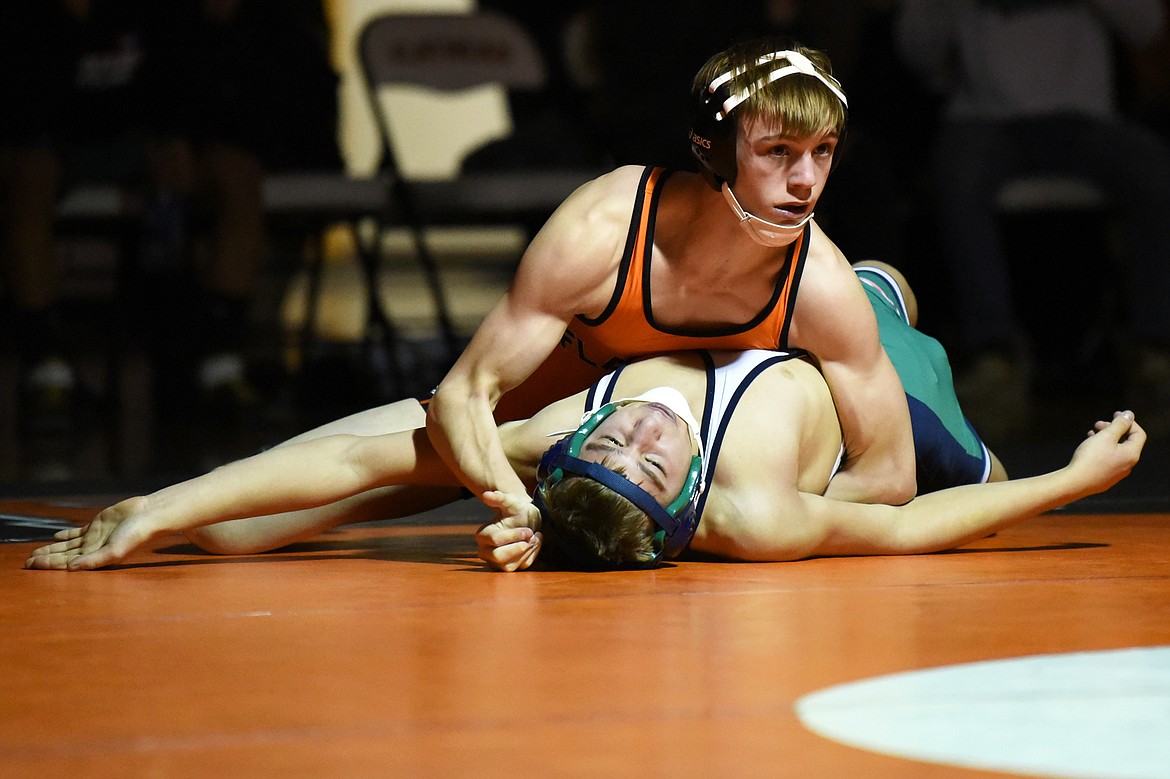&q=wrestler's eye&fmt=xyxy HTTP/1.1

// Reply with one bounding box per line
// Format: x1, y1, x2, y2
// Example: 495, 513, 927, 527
601, 435, 624, 447
646, 458, 665, 475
